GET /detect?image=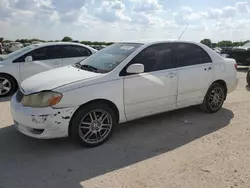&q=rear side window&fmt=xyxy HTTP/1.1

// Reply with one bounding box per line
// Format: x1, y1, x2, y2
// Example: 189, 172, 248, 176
174, 43, 212, 67
125, 43, 175, 73
62, 45, 91, 58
